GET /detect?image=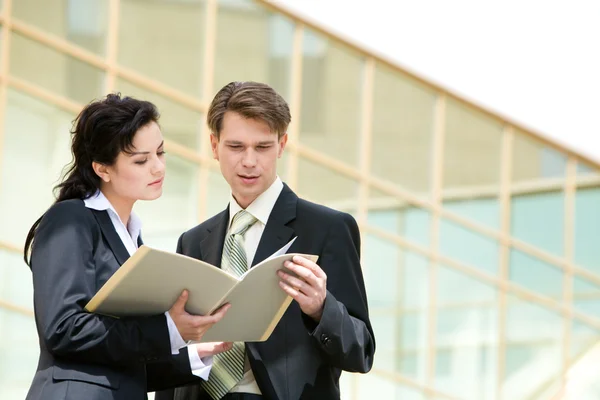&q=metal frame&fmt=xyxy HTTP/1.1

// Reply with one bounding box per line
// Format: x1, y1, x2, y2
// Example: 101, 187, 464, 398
0, 1, 599, 399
